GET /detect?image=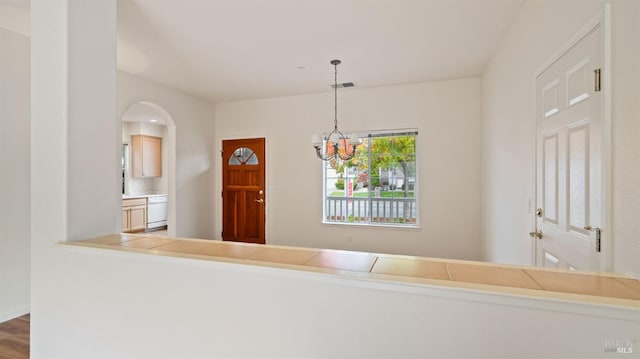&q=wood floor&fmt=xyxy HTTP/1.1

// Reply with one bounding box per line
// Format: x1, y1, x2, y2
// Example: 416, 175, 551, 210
0, 314, 29, 359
